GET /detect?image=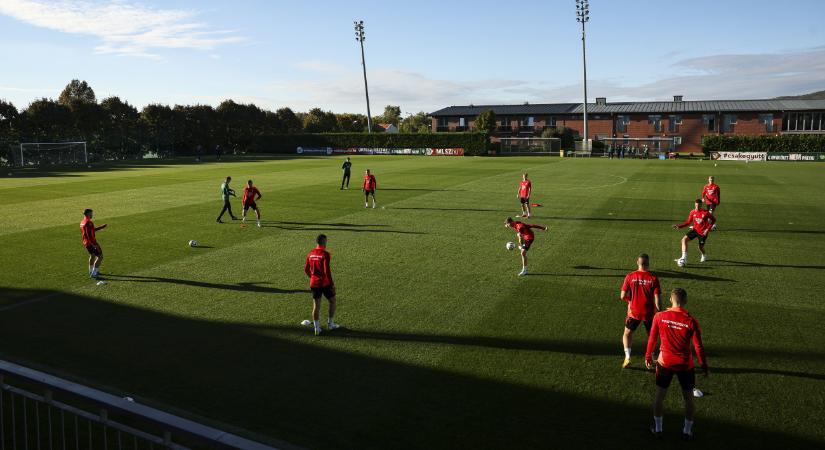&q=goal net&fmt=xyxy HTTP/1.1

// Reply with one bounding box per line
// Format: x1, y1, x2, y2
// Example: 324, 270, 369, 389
18, 142, 88, 167
499, 138, 561, 156
595, 137, 675, 158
